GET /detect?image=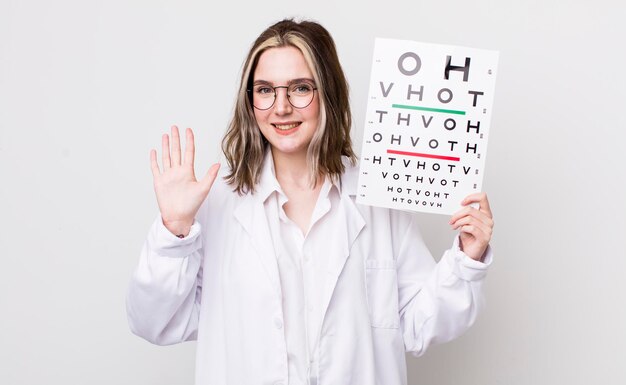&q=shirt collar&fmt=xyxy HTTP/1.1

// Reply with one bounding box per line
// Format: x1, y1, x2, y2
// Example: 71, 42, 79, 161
255, 148, 341, 203
256, 149, 283, 203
